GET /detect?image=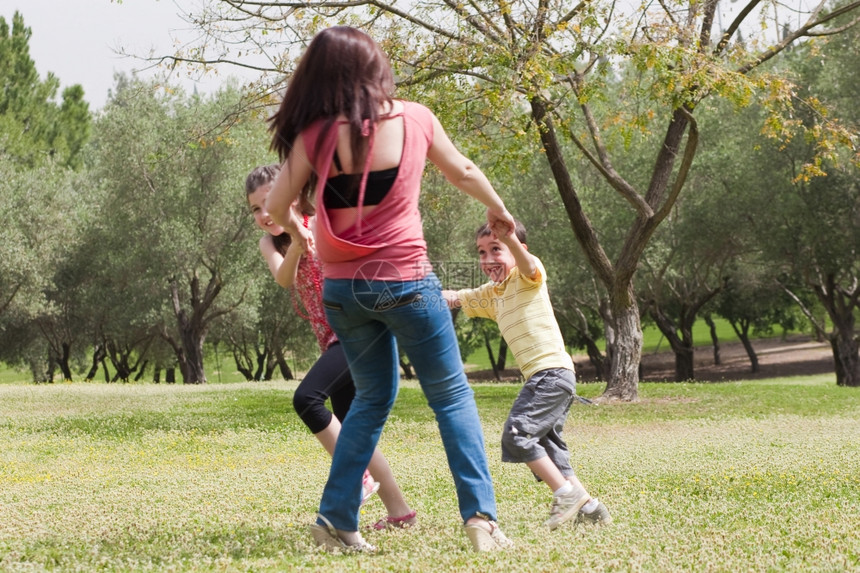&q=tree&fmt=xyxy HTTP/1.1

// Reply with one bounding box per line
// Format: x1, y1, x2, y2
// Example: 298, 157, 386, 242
0, 158, 90, 380
212, 278, 312, 381
89, 76, 267, 384
715, 268, 803, 374
0, 12, 91, 169
751, 21, 859, 387
154, 0, 860, 400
